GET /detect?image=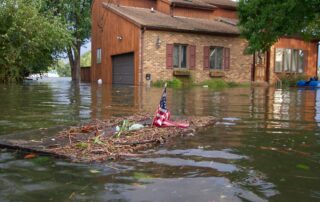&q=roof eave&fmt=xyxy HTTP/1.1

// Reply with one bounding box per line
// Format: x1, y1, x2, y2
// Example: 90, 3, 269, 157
283, 35, 320, 42
142, 25, 240, 37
